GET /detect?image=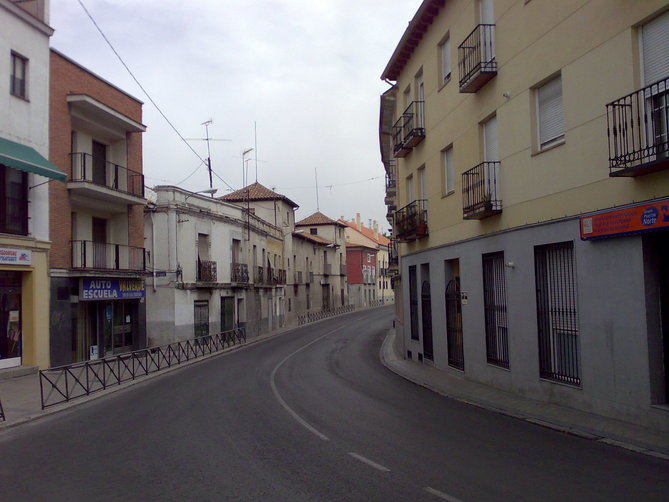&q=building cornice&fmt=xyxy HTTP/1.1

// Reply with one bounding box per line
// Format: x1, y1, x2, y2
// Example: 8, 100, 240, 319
0, 0, 53, 36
